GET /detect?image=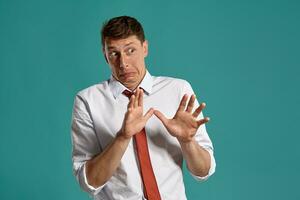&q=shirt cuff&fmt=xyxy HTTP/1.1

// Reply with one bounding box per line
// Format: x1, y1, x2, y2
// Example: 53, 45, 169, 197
76, 162, 106, 196
190, 148, 216, 181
